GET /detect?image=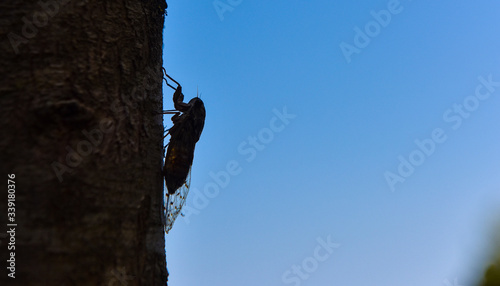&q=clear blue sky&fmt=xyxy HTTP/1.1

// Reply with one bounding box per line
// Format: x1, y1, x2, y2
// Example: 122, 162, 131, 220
162, 1, 500, 285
